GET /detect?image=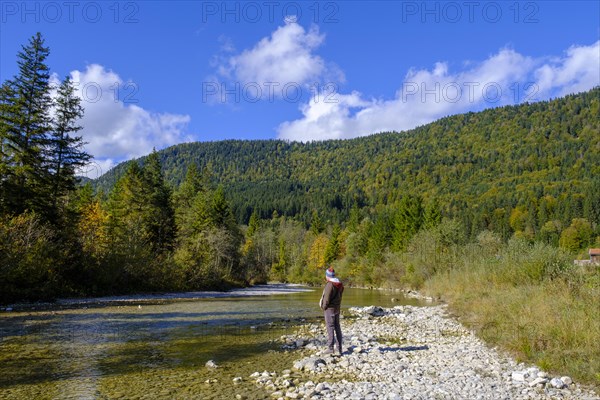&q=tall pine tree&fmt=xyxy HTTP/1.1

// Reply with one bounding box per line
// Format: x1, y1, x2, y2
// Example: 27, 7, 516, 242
423, 199, 442, 229
392, 195, 424, 251
324, 224, 342, 264
0, 83, 17, 214
49, 75, 91, 199
142, 150, 176, 254
0, 33, 53, 217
